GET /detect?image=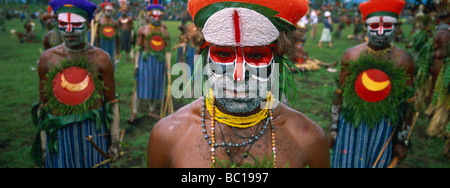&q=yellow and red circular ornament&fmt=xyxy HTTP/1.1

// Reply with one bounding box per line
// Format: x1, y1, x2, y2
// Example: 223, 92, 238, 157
149, 34, 166, 52
341, 54, 411, 128
52, 66, 95, 106
100, 23, 117, 39
43, 58, 105, 115
355, 69, 392, 102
